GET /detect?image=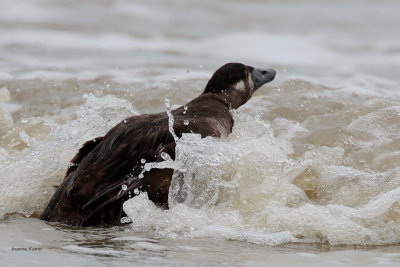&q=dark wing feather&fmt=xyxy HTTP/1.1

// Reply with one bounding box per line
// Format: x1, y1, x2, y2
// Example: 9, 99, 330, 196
81, 165, 142, 210
66, 137, 103, 176
80, 177, 143, 225
42, 114, 176, 226
40, 136, 103, 221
